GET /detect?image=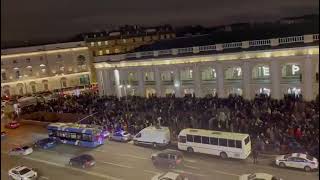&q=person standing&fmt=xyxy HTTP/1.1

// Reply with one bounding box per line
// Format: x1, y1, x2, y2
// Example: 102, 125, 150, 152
252, 148, 259, 164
